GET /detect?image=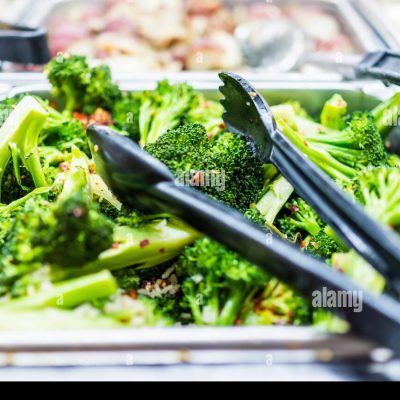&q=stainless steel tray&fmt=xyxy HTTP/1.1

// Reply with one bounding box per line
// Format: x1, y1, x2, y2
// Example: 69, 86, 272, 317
15, 0, 387, 75
0, 78, 397, 369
